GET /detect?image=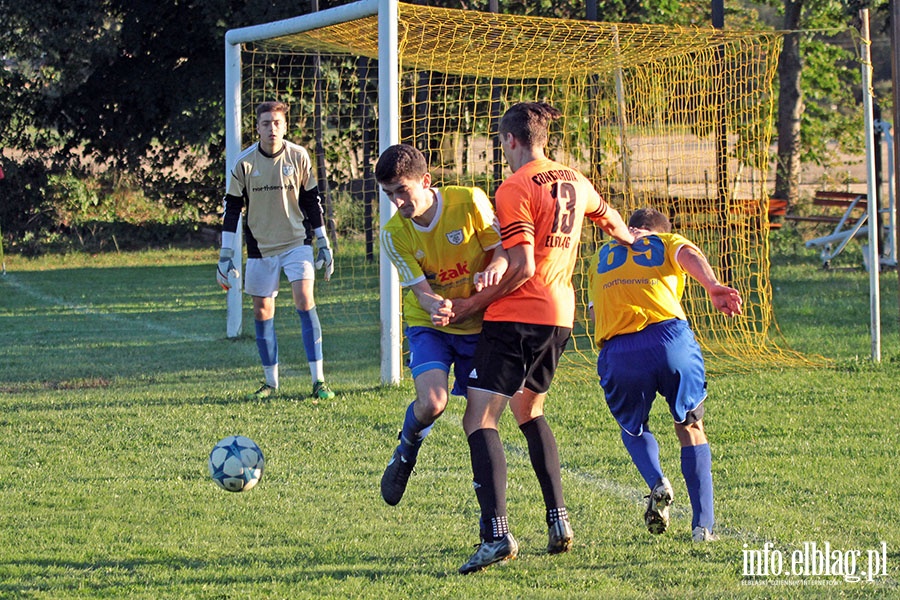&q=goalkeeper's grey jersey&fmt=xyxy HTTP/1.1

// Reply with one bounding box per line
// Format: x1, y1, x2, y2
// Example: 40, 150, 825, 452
225, 141, 323, 258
